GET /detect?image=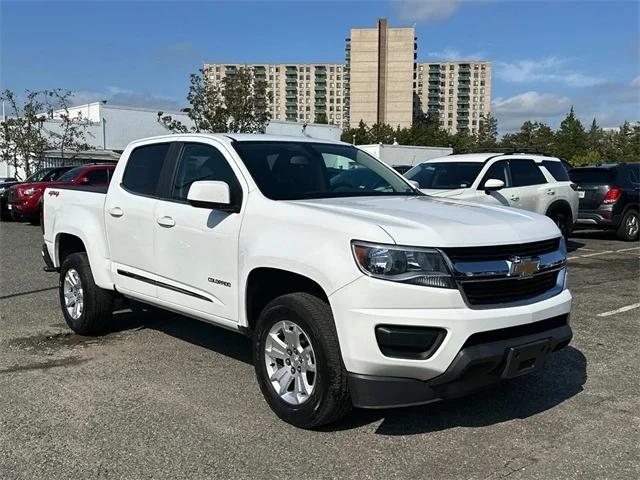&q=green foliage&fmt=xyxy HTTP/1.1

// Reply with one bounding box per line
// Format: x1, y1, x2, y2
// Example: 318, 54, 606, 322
0, 89, 92, 179
314, 113, 328, 124
339, 106, 637, 165
159, 67, 272, 134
